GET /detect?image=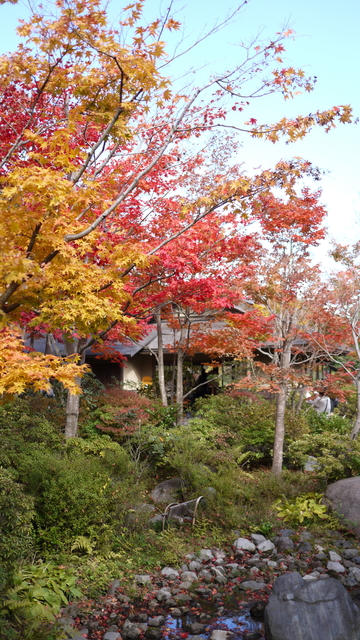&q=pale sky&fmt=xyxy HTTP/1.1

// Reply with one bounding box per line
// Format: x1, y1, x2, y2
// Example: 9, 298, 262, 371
1, 0, 359, 271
